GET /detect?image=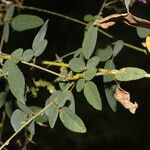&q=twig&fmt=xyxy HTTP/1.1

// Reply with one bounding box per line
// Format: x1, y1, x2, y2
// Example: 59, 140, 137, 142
98, 0, 107, 16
